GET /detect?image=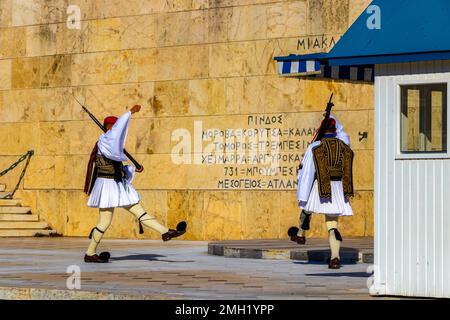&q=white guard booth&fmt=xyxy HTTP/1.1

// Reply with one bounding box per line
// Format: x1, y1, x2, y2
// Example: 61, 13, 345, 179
275, 0, 450, 298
